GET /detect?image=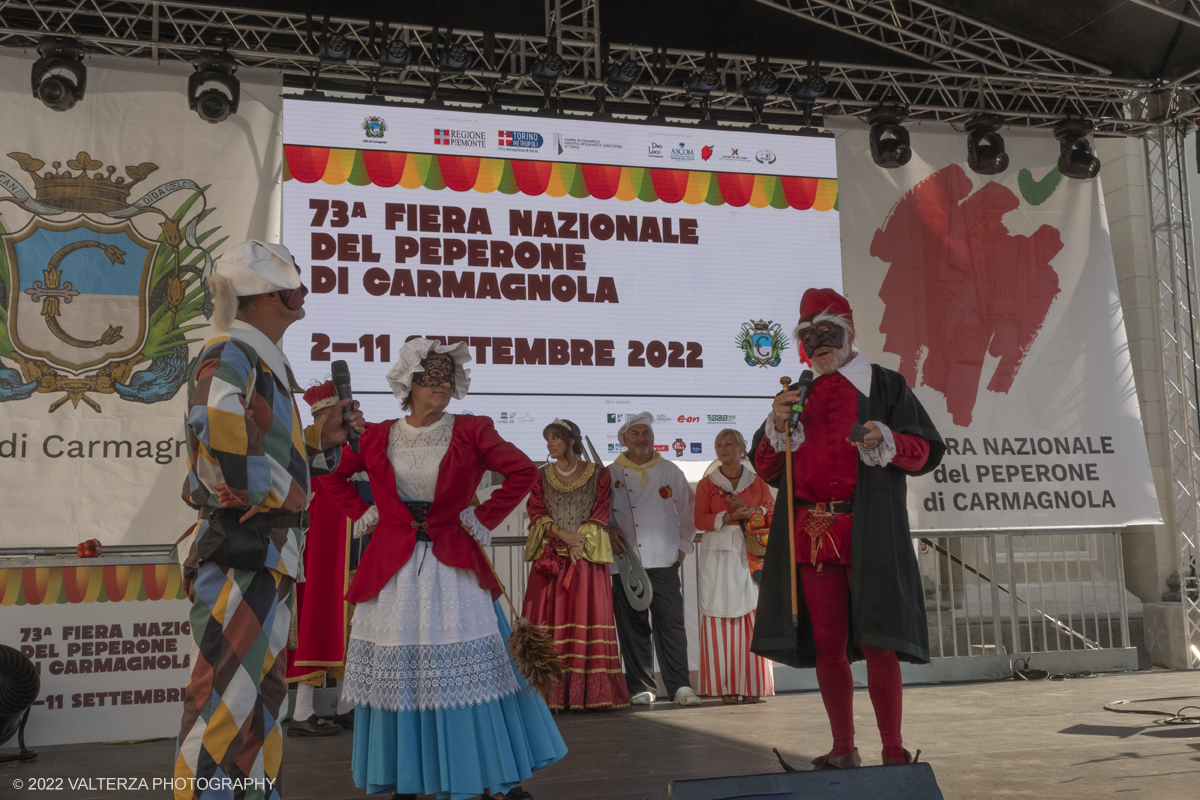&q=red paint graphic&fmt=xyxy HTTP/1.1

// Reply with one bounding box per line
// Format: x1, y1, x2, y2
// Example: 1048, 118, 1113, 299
871, 165, 1062, 426
701, 145, 714, 161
